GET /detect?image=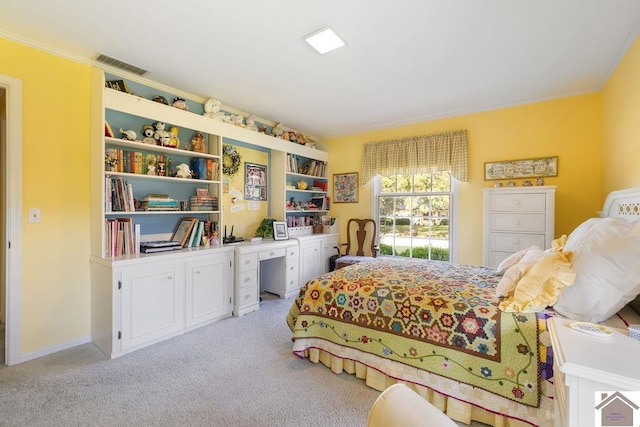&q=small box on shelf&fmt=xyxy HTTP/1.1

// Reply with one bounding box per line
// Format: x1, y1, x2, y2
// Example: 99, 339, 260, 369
288, 226, 313, 237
